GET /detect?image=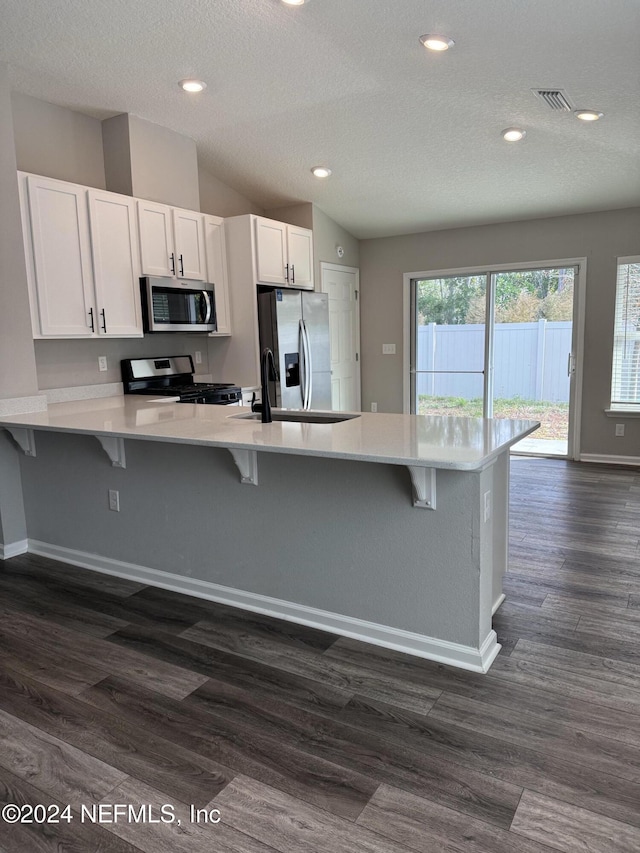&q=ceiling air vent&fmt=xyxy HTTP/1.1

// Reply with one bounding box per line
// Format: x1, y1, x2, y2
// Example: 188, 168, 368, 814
532, 89, 573, 111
